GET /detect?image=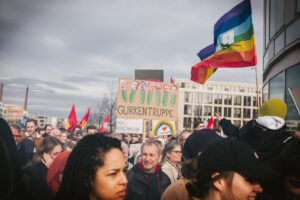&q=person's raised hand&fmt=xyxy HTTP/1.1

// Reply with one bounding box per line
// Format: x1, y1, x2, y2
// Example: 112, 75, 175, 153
215, 113, 222, 123
42, 153, 53, 168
